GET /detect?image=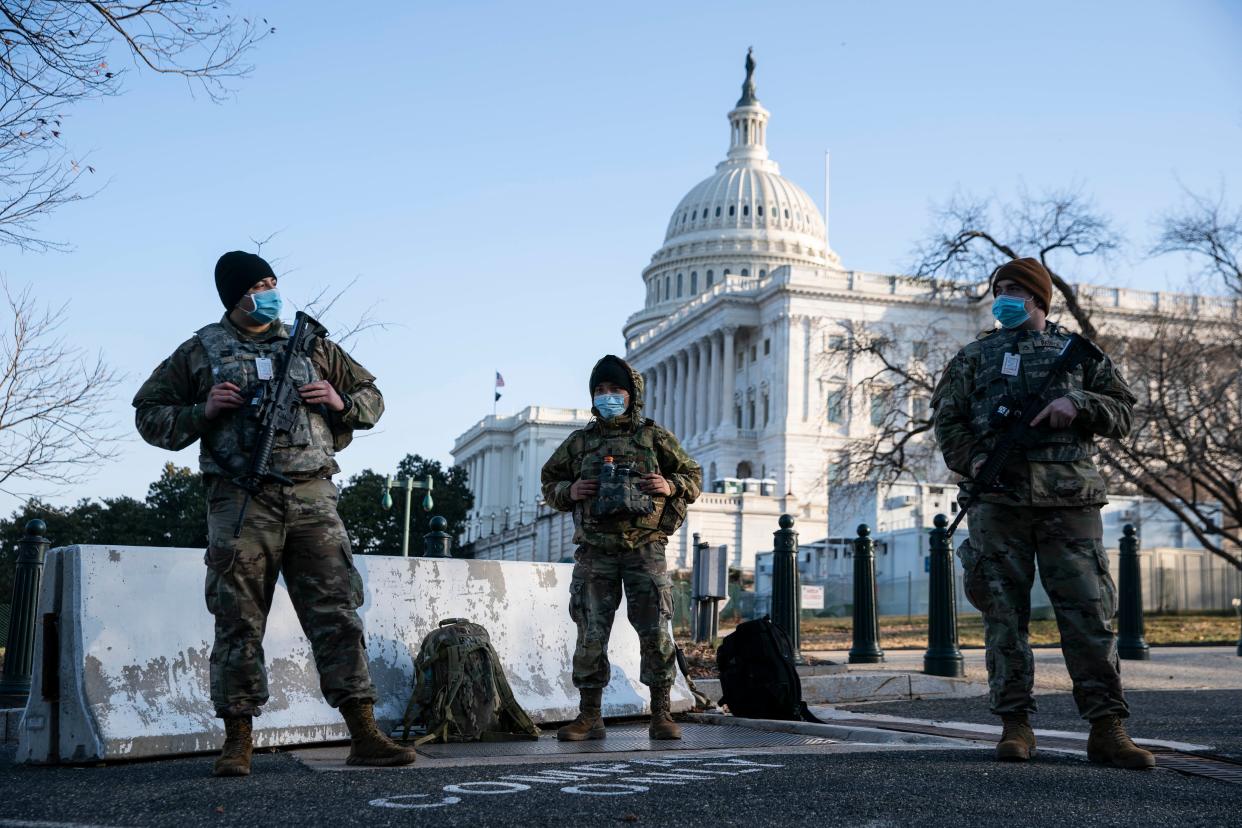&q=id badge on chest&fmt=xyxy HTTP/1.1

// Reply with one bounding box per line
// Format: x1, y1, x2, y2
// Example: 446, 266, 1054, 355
1001, 353, 1021, 377
255, 357, 274, 381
